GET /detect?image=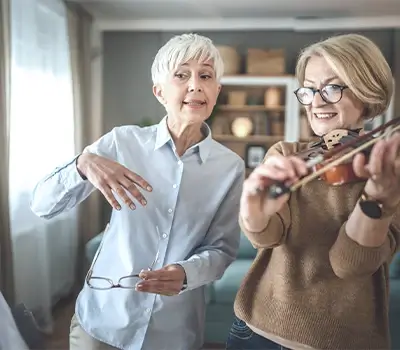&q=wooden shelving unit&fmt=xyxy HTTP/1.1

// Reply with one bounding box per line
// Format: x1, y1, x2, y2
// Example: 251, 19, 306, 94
218, 105, 285, 112
210, 75, 302, 173
364, 91, 395, 131
213, 134, 283, 143
218, 75, 301, 142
